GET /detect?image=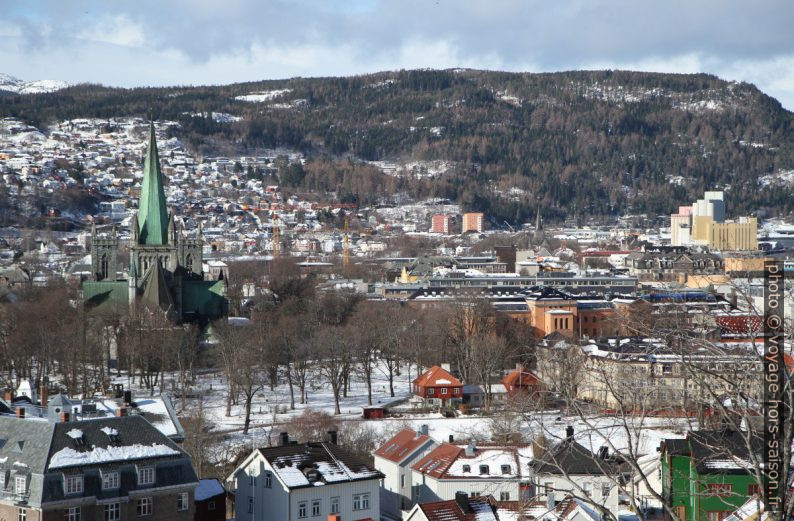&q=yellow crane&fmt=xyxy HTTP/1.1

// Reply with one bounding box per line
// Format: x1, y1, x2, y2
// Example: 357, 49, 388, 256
343, 216, 350, 269
272, 211, 280, 257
